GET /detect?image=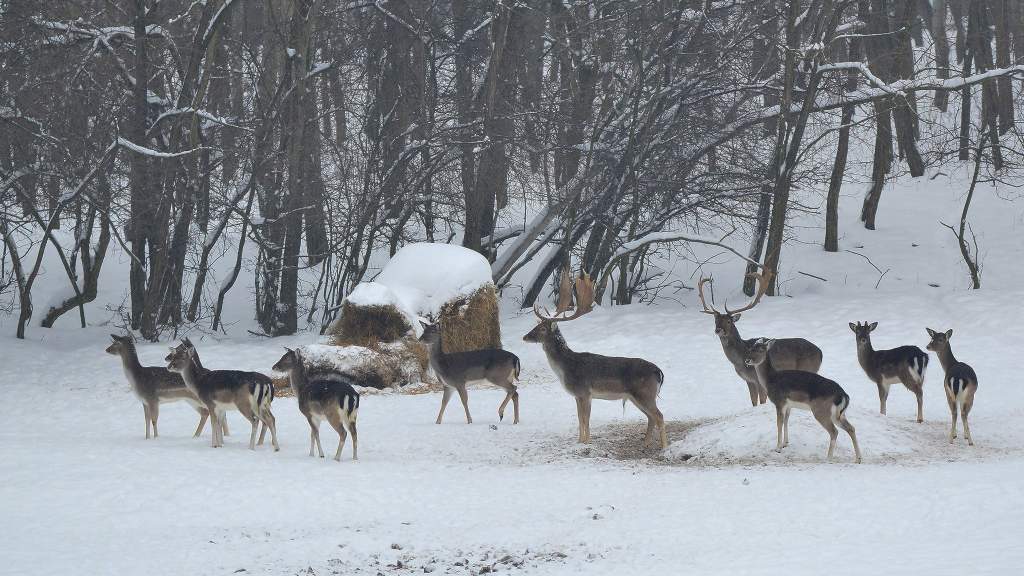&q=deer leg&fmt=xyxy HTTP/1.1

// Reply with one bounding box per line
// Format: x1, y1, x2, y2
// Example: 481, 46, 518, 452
436, 386, 453, 424
746, 381, 759, 407
914, 386, 924, 424
575, 397, 585, 442
143, 404, 151, 439
962, 391, 975, 446
456, 385, 472, 424
758, 382, 768, 405
511, 390, 520, 425
946, 386, 958, 443
836, 414, 862, 463
326, 410, 347, 462
899, 369, 925, 423
237, 401, 258, 450
783, 407, 792, 448
814, 409, 839, 460
307, 415, 325, 458
207, 405, 221, 448
193, 407, 209, 438
307, 418, 317, 457
348, 417, 358, 460
877, 382, 889, 415
498, 391, 513, 422
149, 402, 159, 438
221, 416, 230, 437
259, 407, 280, 452
649, 403, 668, 450
628, 397, 655, 446
257, 421, 268, 446
580, 396, 592, 443
774, 404, 785, 452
